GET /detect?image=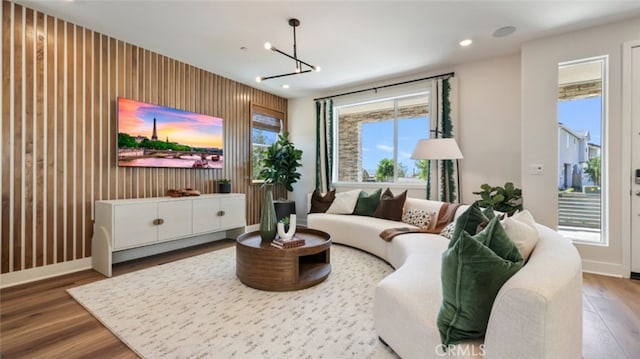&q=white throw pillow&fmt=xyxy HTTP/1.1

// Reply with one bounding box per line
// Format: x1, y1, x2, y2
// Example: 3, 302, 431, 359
502, 210, 539, 261
440, 222, 456, 240
402, 208, 436, 229
326, 189, 361, 214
